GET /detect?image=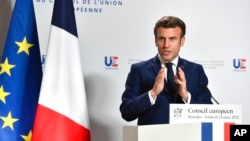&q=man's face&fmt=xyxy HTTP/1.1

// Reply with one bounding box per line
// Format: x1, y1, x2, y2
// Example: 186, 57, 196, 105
155, 26, 185, 62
